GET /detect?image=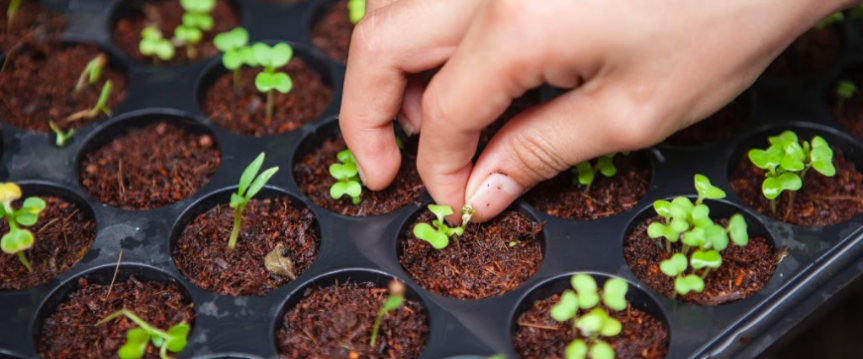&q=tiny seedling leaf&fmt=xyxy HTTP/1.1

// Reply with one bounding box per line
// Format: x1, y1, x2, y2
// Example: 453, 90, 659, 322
602, 278, 628, 311
675, 274, 705, 295
728, 214, 749, 246
599, 316, 622, 337
596, 154, 617, 177
413, 223, 449, 249
1, 229, 34, 253
428, 204, 454, 223
653, 200, 672, 219
575, 161, 594, 186
550, 290, 578, 322
690, 250, 722, 270
565, 339, 587, 359
239, 153, 265, 196
166, 322, 191, 352
660, 253, 687, 277
214, 27, 249, 51
694, 174, 725, 202
245, 167, 279, 199
589, 340, 615, 359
